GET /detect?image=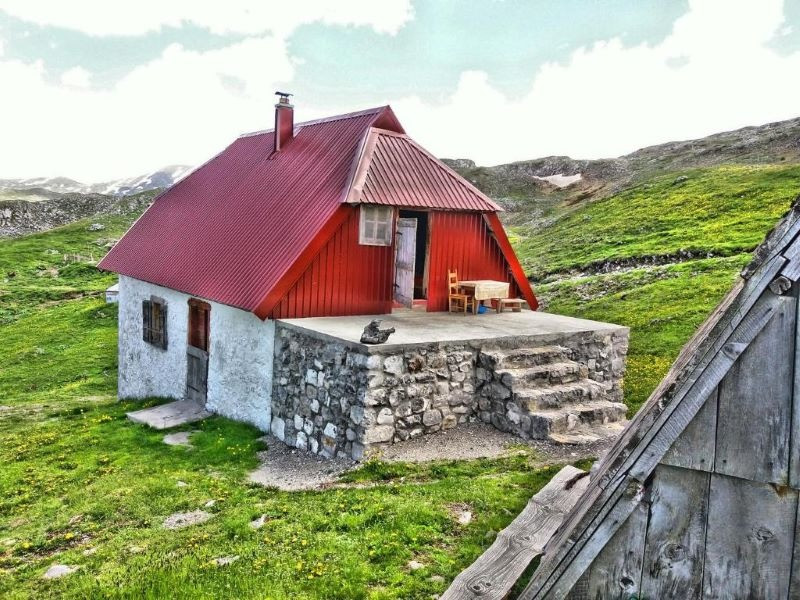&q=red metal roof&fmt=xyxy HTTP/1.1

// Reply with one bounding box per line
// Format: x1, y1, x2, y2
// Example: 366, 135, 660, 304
99, 105, 506, 316
99, 106, 403, 312
346, 129, 501, 212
